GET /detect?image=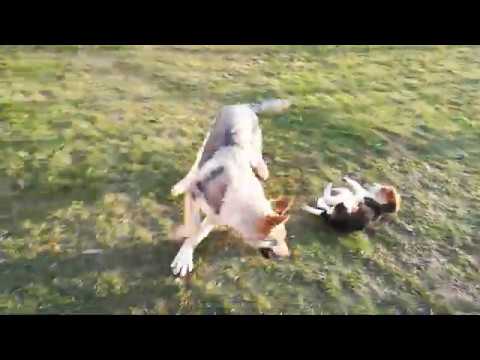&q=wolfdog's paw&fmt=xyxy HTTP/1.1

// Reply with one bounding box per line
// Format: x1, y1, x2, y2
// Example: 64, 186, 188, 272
253, 161, 269, 181
171, 246, 194, 277
171, 182, 185, 197
257, 167, 269, 181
